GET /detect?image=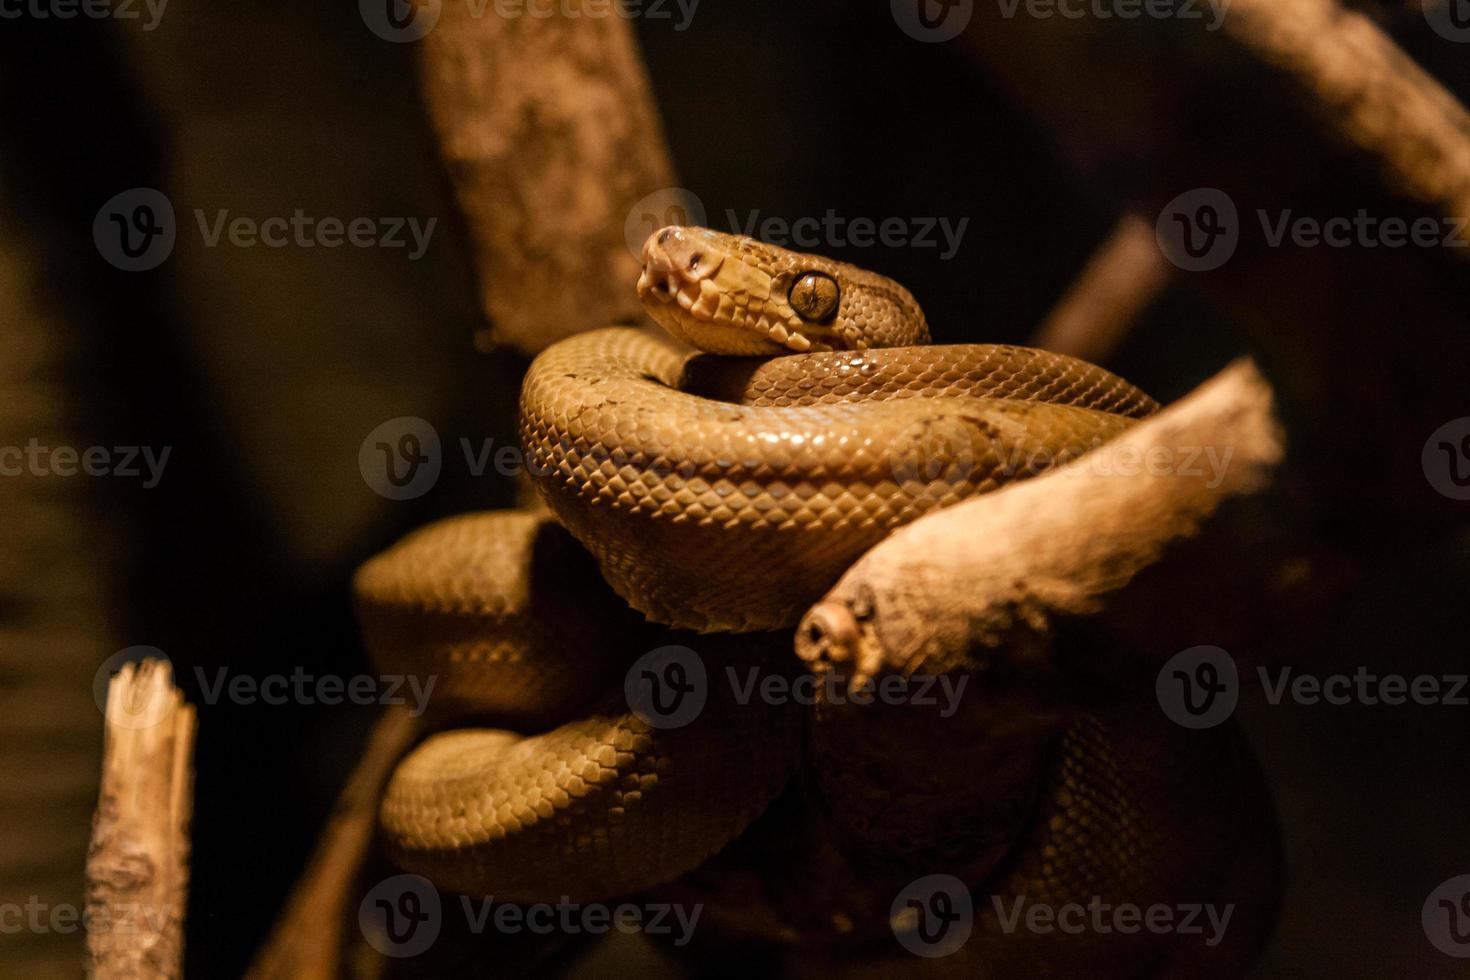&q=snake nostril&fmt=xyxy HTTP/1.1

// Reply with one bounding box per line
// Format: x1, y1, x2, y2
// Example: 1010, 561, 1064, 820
689, 253, 702, 271
658, 229, 672, 245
